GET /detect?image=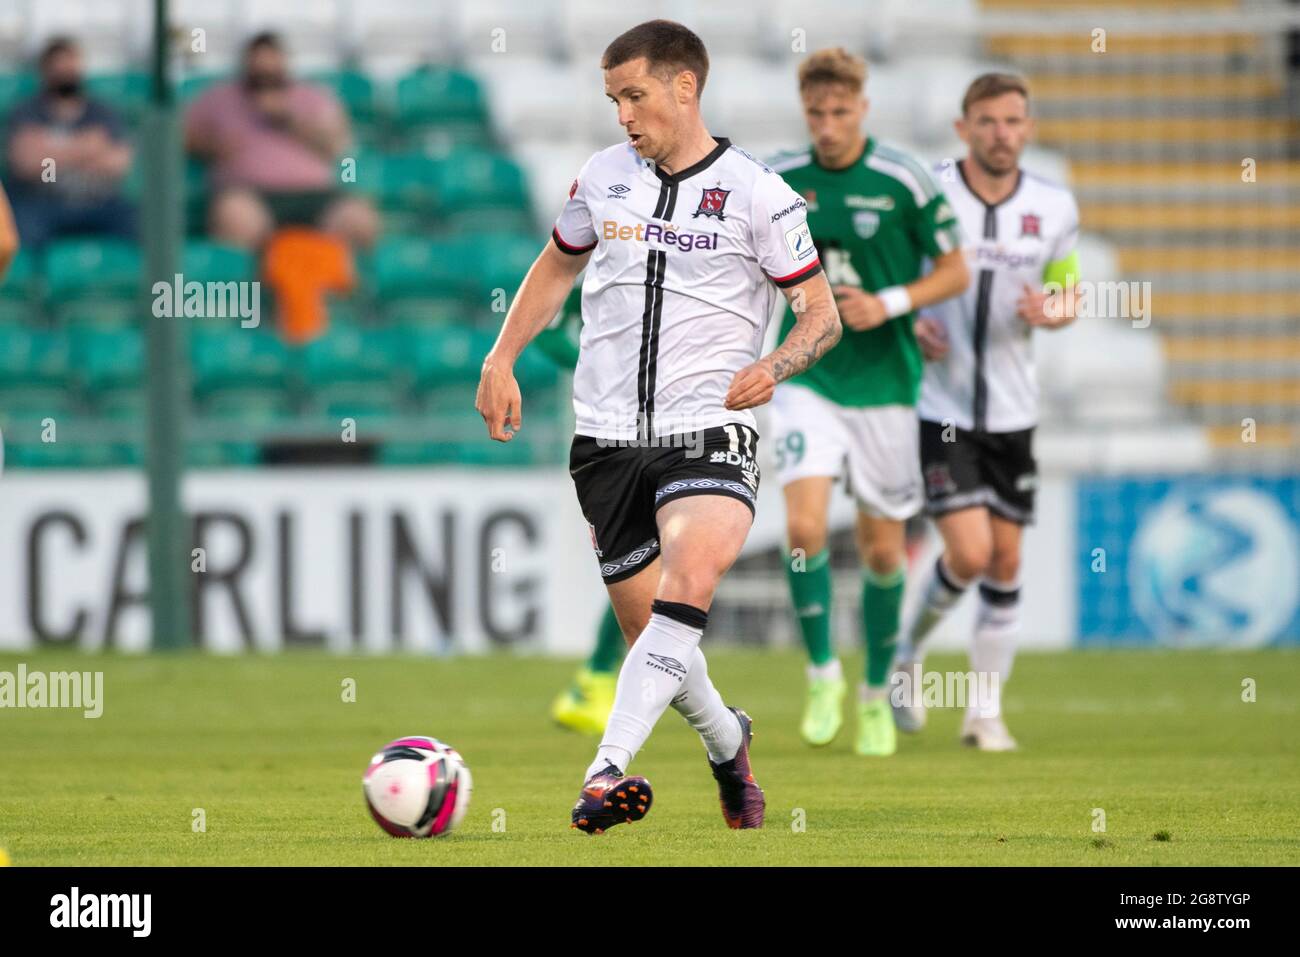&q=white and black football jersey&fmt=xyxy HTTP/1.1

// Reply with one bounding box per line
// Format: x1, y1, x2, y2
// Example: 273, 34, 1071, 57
918, 160, 1080, 433
552, 137, 823, 441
